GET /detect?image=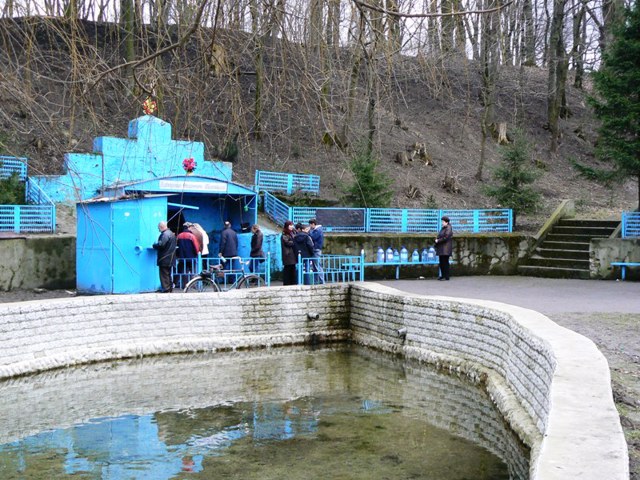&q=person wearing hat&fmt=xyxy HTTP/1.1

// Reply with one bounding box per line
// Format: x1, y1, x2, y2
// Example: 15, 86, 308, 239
434, 216, 453, 280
